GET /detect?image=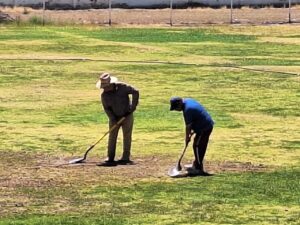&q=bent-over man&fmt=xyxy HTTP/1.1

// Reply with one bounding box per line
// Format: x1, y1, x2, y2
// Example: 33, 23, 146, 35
170, 97, 214, 175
